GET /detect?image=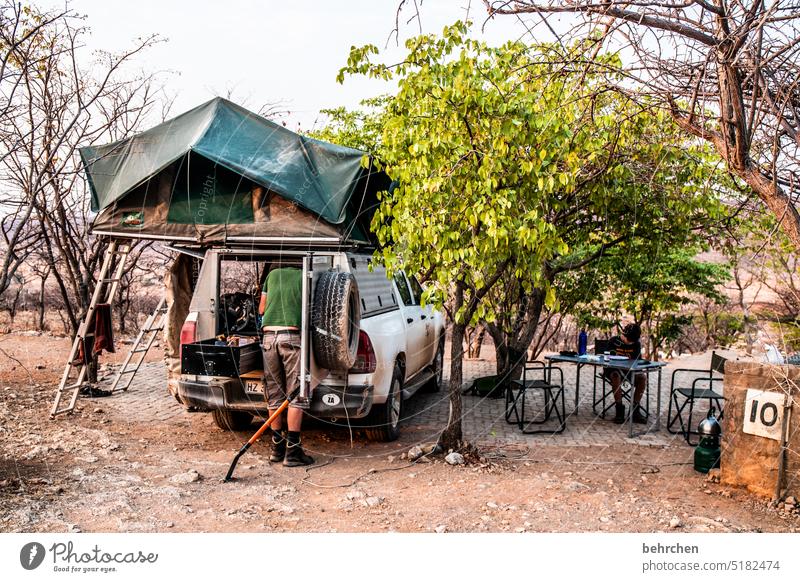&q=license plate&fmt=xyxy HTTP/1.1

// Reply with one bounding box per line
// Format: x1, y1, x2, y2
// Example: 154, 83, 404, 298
245, 381, 264, 394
